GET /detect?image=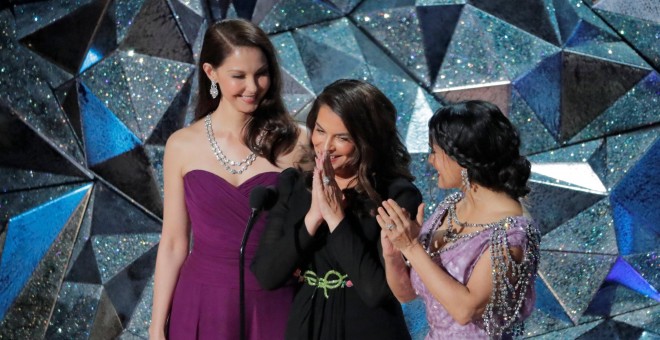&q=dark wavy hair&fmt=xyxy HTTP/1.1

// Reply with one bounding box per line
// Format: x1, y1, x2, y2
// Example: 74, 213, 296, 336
306, 79, 414, 203
194, 19, 298, 164
428, 100, 531, 199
